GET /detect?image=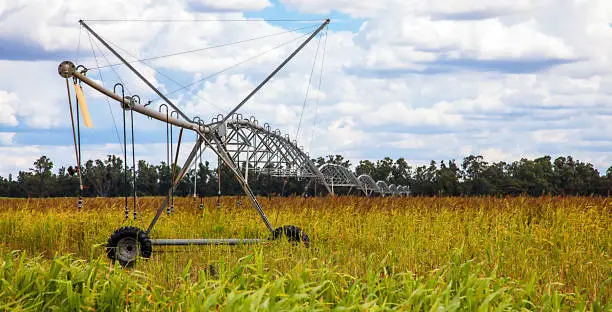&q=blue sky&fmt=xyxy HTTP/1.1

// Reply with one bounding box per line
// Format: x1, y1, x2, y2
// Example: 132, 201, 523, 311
0, 0, 611, 176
